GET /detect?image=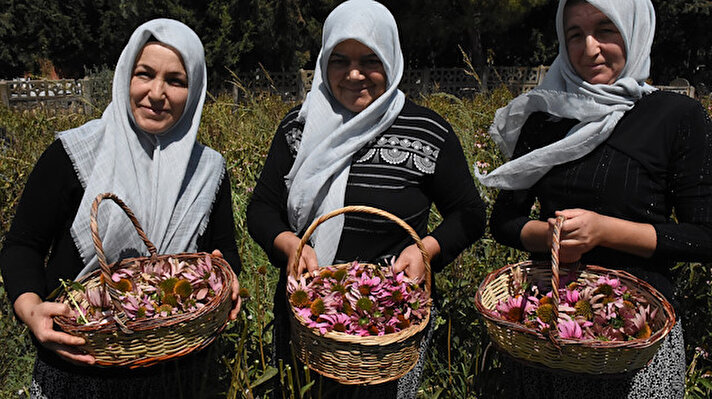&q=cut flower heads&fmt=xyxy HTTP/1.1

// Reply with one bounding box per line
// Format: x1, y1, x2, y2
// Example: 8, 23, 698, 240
64, 254, 224, 325
288, 261, 430, 336
493, 273, 661, 342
